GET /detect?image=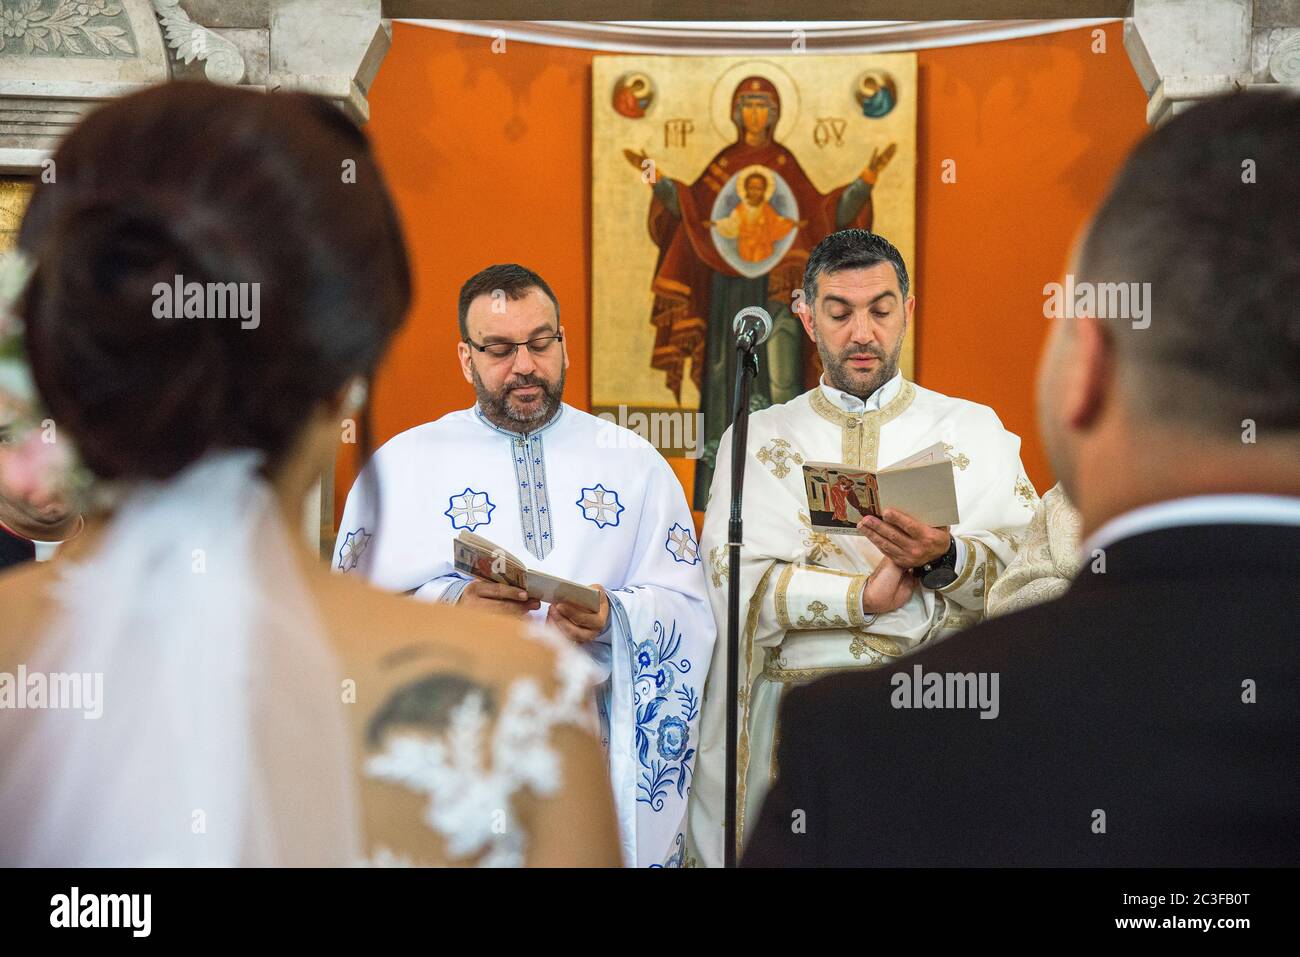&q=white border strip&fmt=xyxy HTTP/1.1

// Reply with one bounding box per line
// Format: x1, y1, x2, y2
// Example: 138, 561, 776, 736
396, 18, 1118, 55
